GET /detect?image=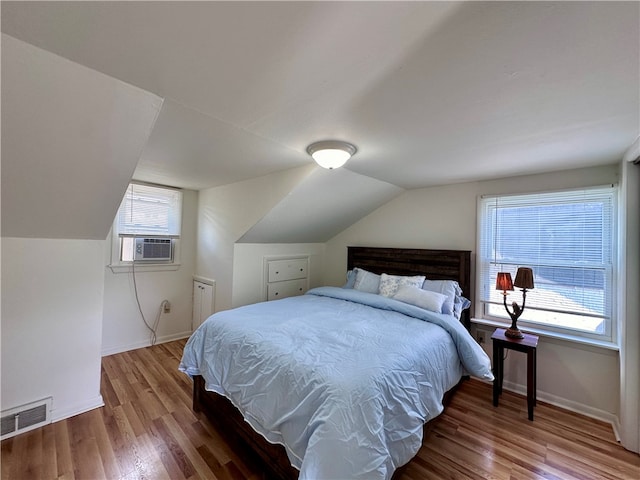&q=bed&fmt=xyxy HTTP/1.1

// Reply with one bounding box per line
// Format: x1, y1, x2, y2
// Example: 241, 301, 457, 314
179, 247, 493, 479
